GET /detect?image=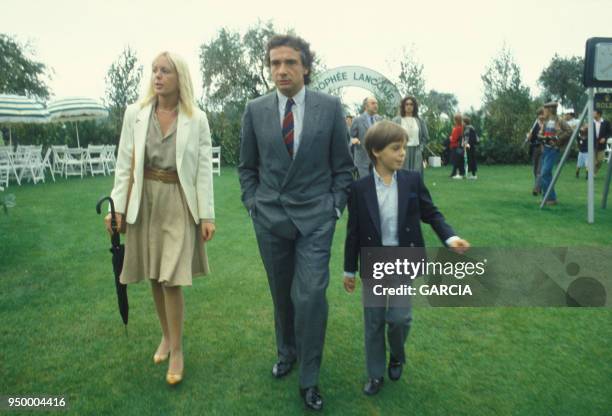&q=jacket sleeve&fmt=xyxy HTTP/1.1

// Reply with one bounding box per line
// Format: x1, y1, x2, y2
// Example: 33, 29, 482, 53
238, 102, 259, 212
196, 111, 214, 220
417, 173, 455, 243
110, 105, 136, 214
344, 182, 360, 274
330, 97, 355, 214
